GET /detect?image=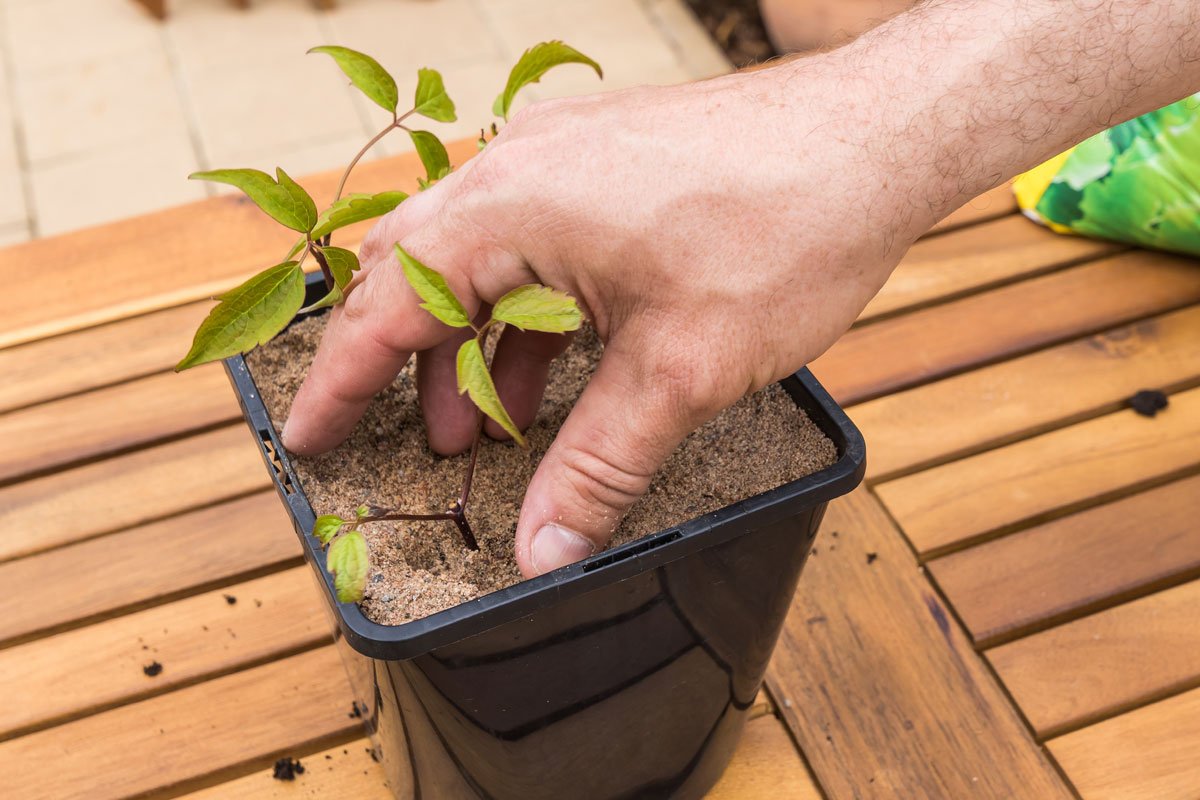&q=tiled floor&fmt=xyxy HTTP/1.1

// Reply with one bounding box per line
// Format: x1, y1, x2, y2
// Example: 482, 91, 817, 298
0, 0, 729, 240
